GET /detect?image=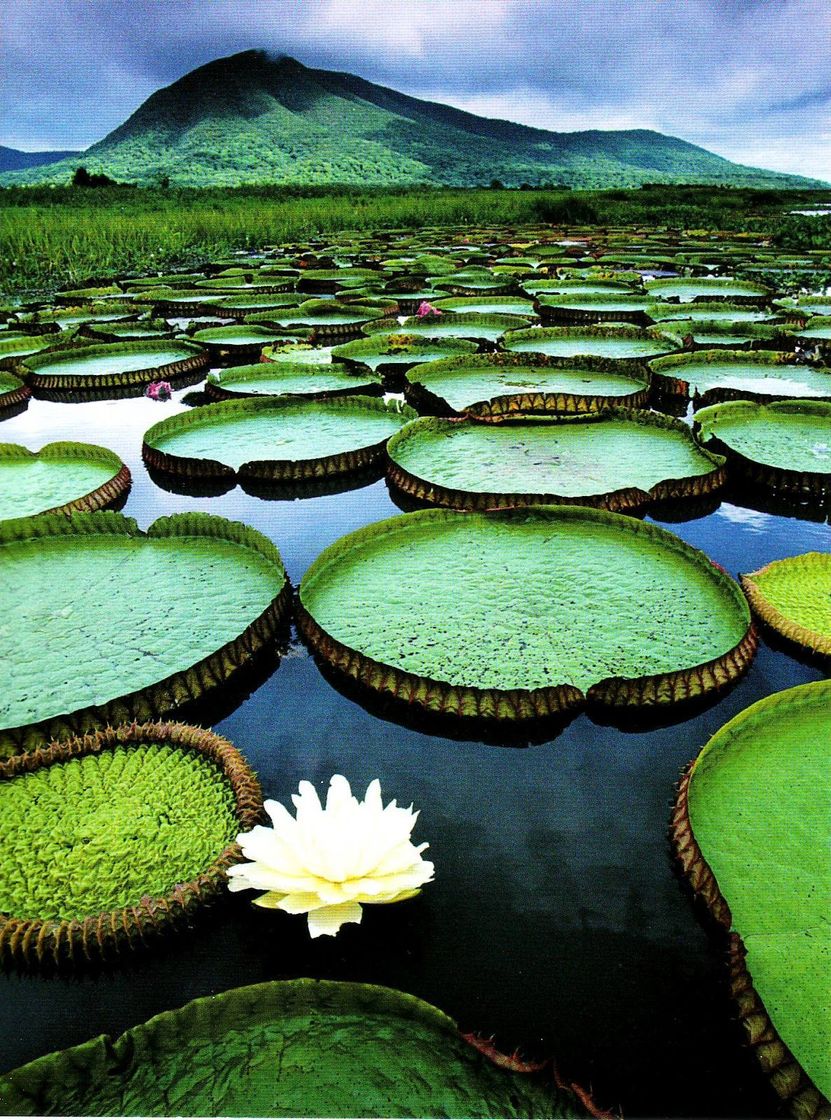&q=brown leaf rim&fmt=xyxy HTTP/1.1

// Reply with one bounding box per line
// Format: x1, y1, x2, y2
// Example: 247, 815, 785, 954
670, 764, 830, 1120
0, 720, 263, 969
0, 511, 291, 756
